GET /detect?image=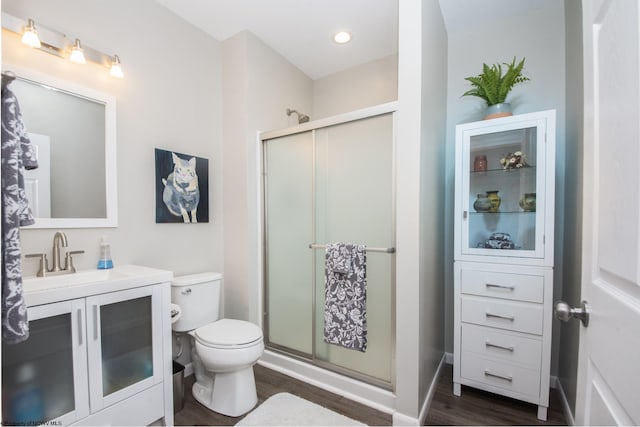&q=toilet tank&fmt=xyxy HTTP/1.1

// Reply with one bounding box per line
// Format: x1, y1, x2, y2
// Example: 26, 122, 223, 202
171, 272, 222, 332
